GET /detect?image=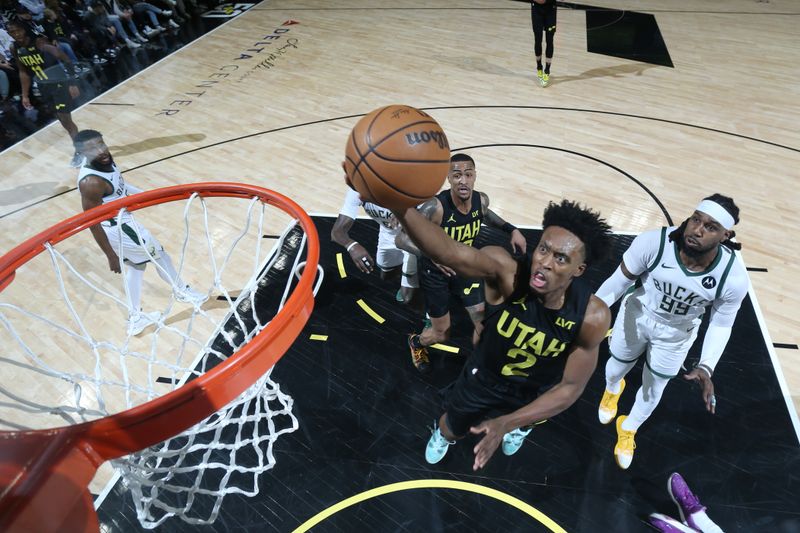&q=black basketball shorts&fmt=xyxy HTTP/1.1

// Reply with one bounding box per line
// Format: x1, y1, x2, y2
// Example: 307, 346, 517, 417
420, 258, 484, 319
443, 362, 539, 438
